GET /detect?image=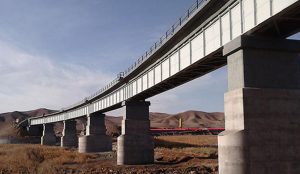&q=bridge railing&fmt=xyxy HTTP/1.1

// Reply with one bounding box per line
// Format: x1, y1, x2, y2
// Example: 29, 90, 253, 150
123, 0, 205, 77
61, 72, 124, 111
60, 0, 206, 111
